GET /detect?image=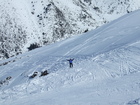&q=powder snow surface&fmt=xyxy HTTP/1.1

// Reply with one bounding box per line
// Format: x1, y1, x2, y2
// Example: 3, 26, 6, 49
0, 10, 140, 105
